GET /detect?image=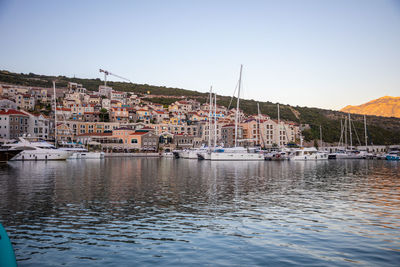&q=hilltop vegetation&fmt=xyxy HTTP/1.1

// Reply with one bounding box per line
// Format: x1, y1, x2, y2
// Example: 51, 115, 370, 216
1, 70, 400, 145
